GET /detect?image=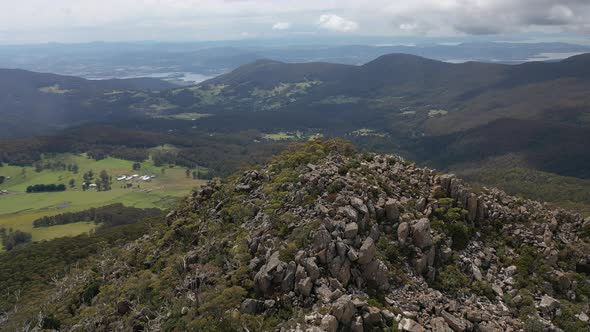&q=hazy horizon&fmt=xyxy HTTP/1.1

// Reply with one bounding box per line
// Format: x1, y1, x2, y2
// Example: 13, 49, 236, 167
1, 1, 590, 44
